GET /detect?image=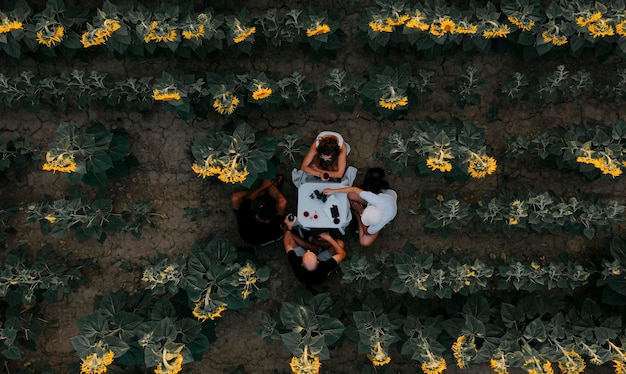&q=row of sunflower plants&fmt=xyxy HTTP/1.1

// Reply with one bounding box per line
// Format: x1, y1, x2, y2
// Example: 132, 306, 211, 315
340, 241, 595, 297
25, 187, 156, 243
5, 0, 626, 62
359, 0, 626, 59
0, 0, 342, 61
0, 244, 92, 362
508, 119, 626, 180
4, 64, 626, 119
259, 286, 626, 373
424, 191, 625, 239
381, 117, 498, 182
0, 67, 421, 120
71, 235, 269, 374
